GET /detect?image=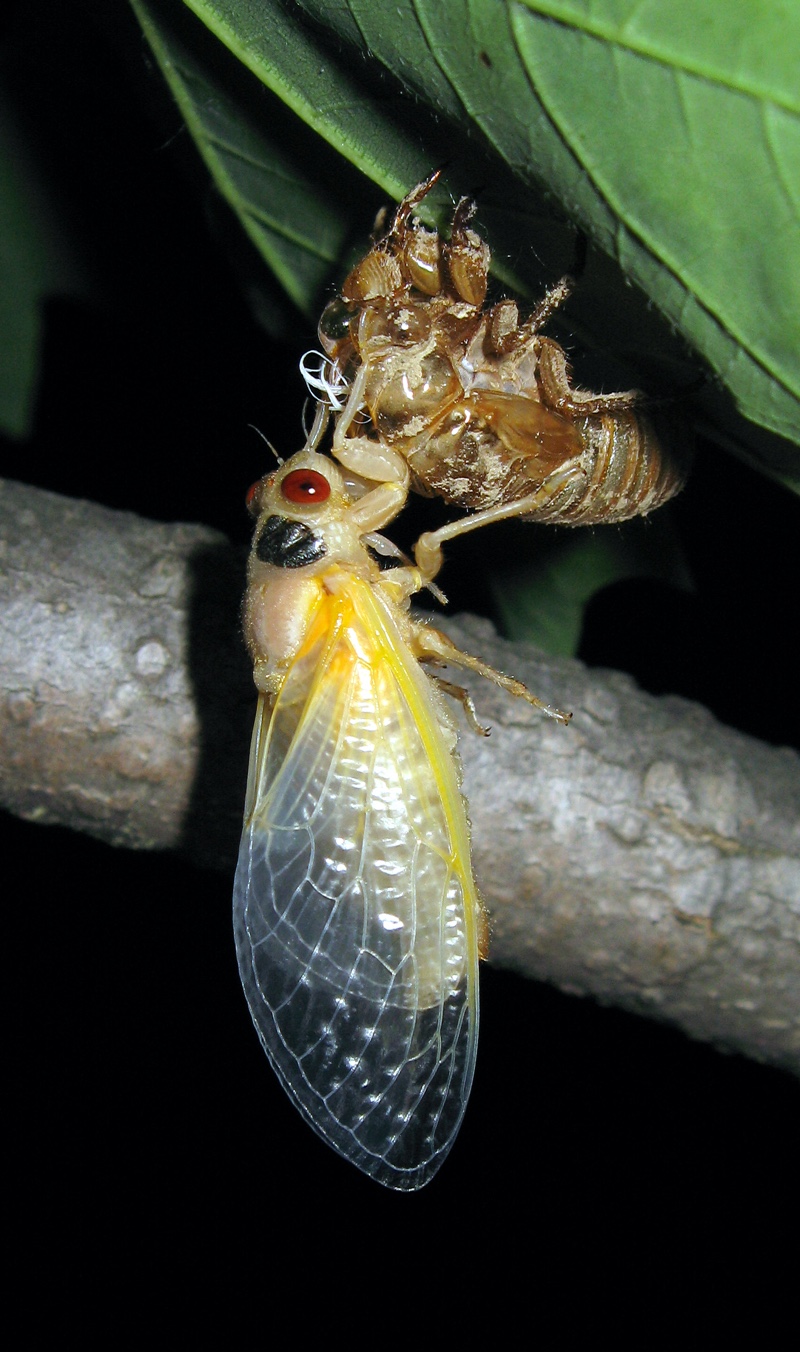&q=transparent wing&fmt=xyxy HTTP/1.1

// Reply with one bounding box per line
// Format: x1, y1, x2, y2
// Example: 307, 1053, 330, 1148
233, 584, 480, 1191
